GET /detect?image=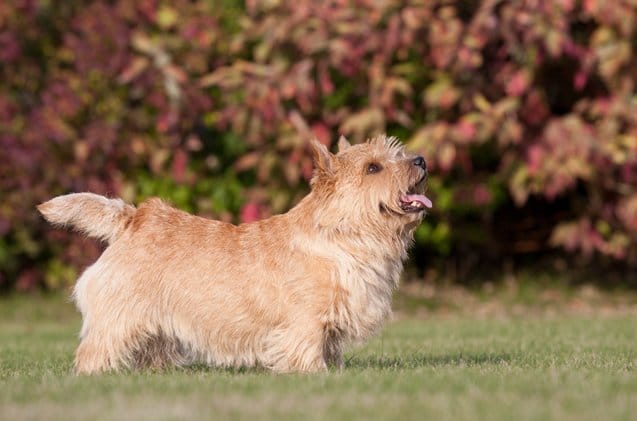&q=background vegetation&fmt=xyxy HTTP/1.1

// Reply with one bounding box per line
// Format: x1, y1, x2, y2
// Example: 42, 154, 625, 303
1, 0, 637, 291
